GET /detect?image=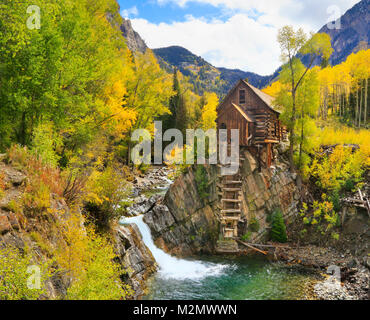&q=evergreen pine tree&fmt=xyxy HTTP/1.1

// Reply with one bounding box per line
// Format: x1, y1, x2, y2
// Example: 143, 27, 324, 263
270, 210, 288, 243
163, 68, 188, 134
